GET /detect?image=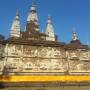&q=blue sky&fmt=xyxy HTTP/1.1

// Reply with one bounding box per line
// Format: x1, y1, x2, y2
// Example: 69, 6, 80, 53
0, 0, 90, 44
